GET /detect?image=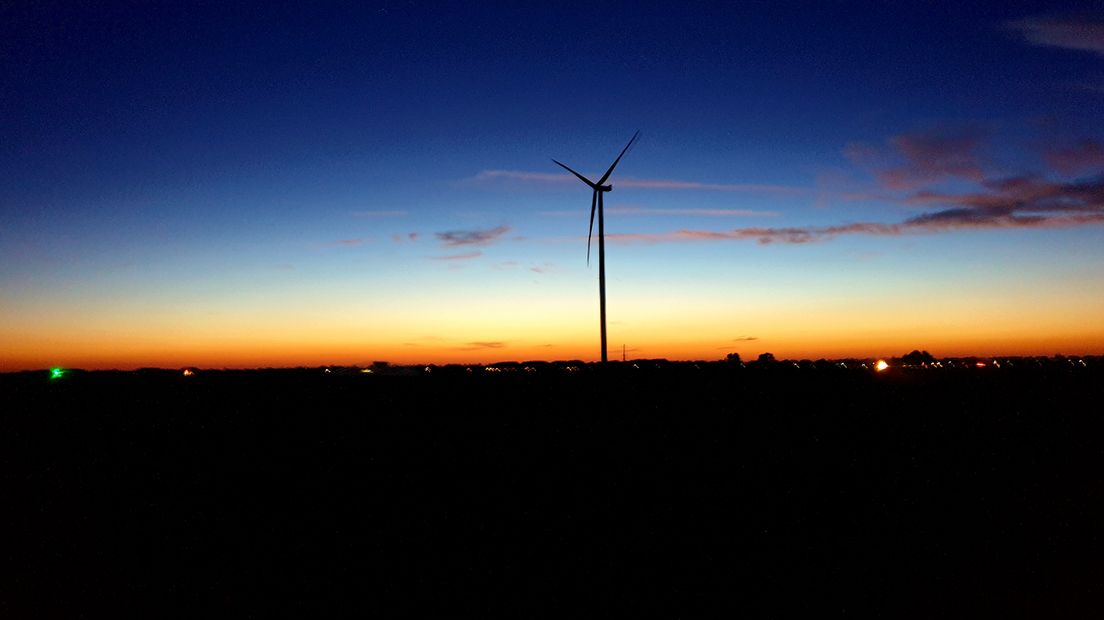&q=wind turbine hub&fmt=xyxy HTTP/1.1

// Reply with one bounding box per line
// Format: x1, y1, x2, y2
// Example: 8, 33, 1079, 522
598, 184, 612, 192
